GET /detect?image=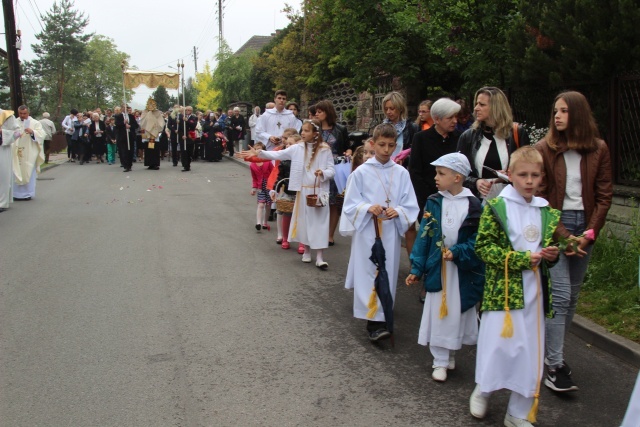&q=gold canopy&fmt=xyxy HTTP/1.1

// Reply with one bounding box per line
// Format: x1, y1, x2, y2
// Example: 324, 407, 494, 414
123, 70, 180, 90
